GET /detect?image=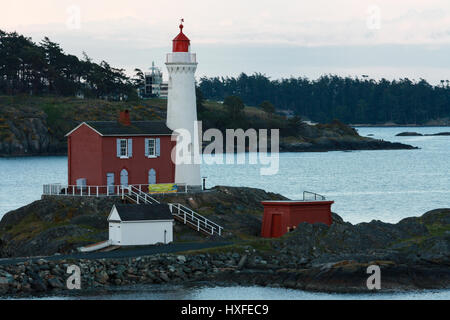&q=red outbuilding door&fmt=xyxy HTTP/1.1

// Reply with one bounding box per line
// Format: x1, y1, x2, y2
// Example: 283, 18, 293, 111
271, 214, 283, 238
